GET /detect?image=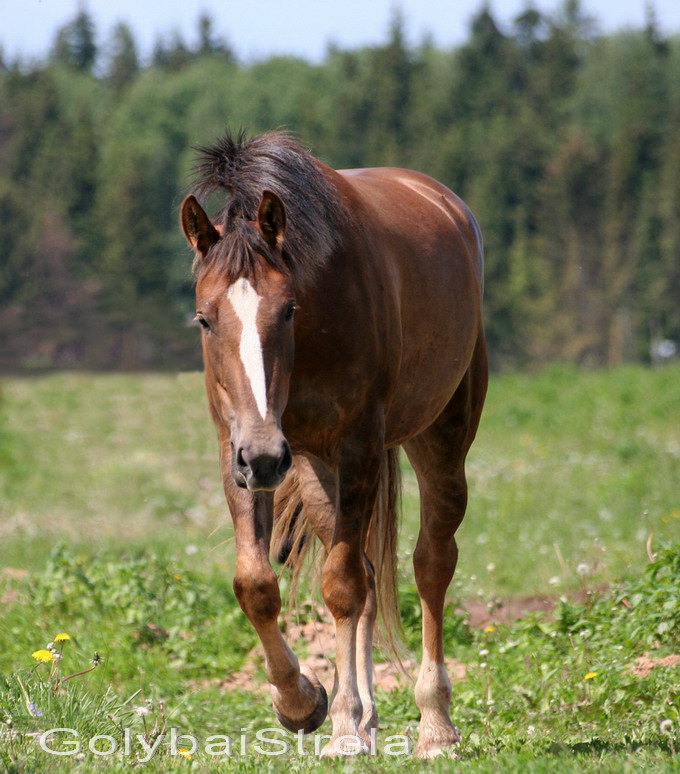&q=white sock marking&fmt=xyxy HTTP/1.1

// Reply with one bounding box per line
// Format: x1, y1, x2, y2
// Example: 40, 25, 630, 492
226, 279, 268, 420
